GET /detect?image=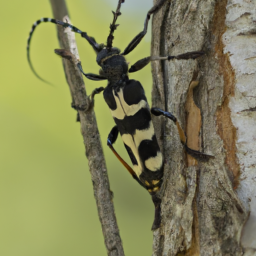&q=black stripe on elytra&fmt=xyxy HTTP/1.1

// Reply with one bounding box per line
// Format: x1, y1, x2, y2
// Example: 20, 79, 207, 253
124, 144, 138, 166
103, 86, 117, 110
138, 135, 161, 163
114, 107, 151, 135
123, 80, 147, 105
